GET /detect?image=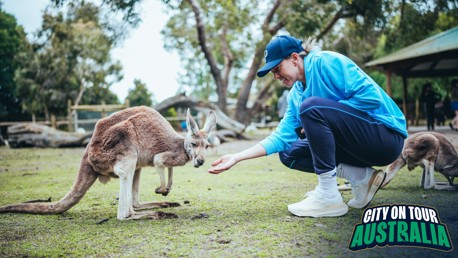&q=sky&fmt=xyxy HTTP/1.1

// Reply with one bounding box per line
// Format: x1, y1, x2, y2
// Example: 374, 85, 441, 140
2, 0, 182, 103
